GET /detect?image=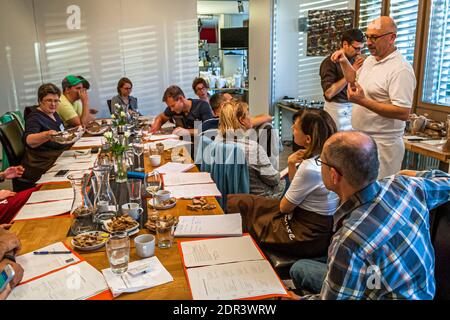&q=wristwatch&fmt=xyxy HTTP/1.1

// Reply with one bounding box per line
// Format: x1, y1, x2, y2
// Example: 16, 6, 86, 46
3, 253, 16, 263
